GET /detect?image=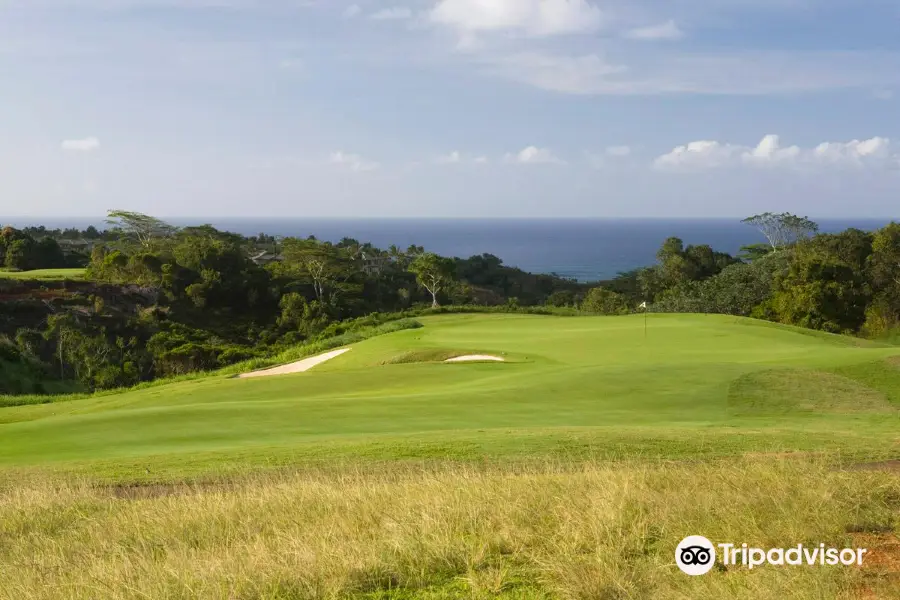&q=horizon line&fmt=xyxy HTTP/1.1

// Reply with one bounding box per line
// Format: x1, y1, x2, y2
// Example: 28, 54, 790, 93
3, 215, 899, 222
